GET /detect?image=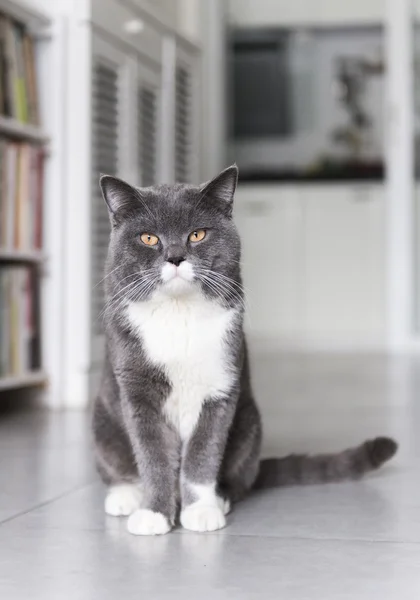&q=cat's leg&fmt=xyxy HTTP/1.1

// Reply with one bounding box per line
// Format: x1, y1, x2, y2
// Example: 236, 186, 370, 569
220, 393, 262, 503
118, 380, 180, 536
93, 394, 143, 516
180, 399, 236, 533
